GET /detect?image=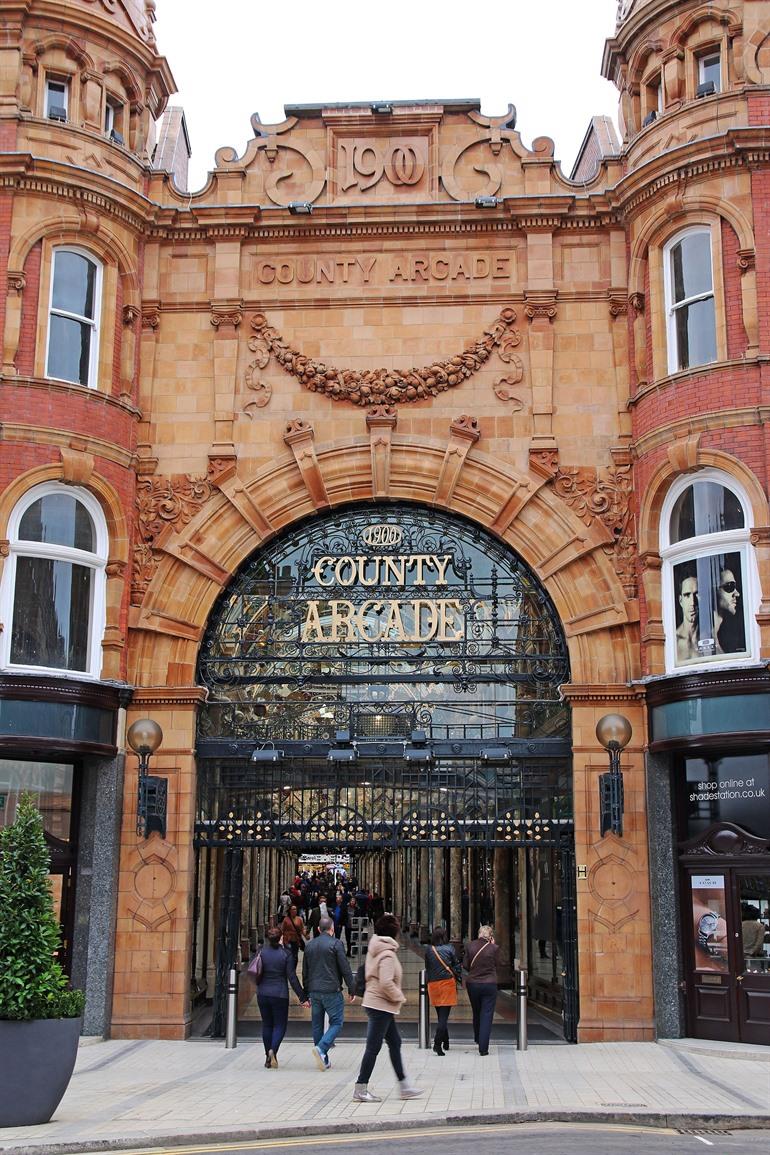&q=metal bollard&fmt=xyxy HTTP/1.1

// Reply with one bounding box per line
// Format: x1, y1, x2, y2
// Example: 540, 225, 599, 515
225, 967, 238, 1049
517, 967, 528, 1051
417, 968, 430, 1049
